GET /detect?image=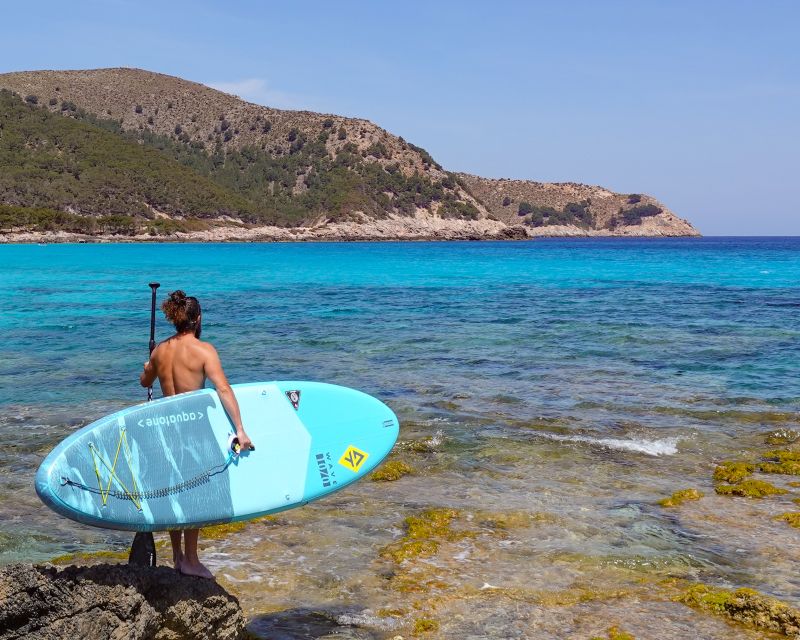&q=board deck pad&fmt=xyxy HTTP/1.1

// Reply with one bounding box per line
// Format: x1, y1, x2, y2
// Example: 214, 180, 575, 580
35, 382, 399, 531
